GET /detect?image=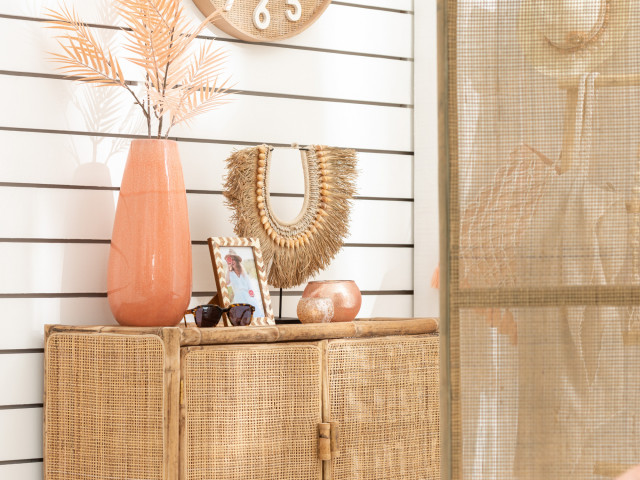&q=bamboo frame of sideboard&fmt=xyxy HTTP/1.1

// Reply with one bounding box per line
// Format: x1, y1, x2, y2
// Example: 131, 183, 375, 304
46, 318, 439, 347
